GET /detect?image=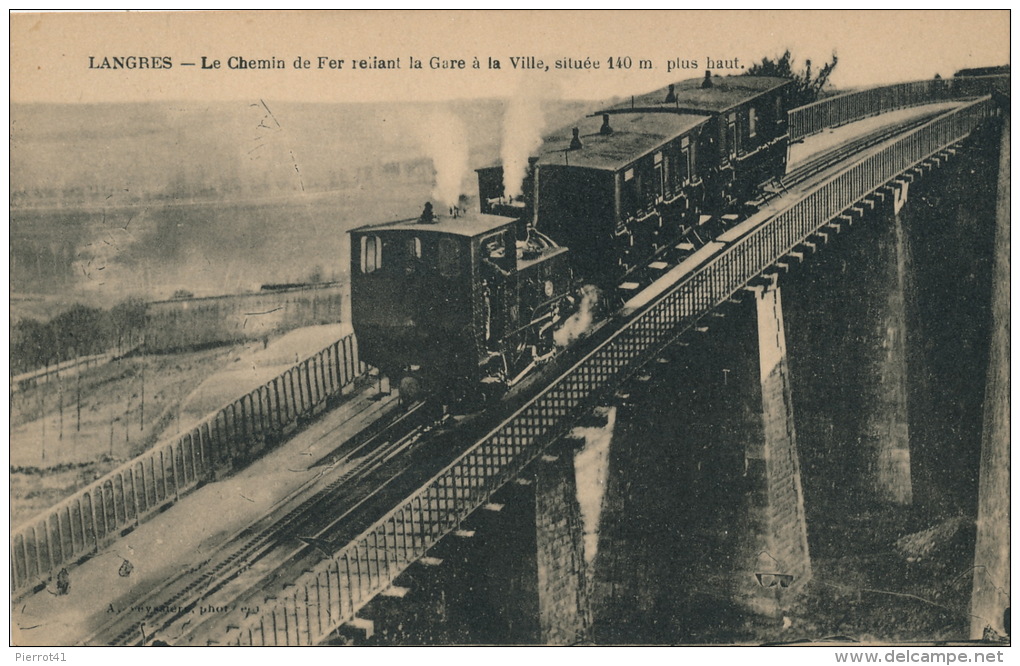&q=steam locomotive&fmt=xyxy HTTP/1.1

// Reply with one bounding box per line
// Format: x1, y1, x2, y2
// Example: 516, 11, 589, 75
350, 73, 795, 406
